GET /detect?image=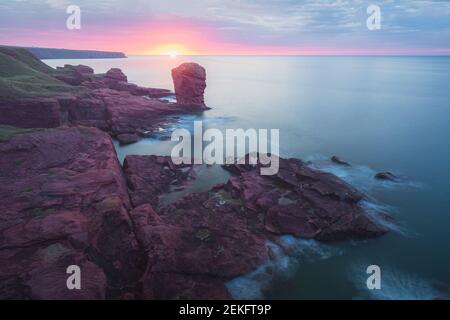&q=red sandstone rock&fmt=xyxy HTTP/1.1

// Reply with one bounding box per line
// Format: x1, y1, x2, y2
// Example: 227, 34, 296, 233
110, 81, 172, 97
123, 155, 194, 207
172, 63, 207, 107
222, 156, 386, 241
0, 127, 143, 299
105, 68, 127, 82
55, 64, 94, 85
122, 154, 389, 299
0, 64, 207, 138
117, 133, 140, 145
0, 97, 64, 128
